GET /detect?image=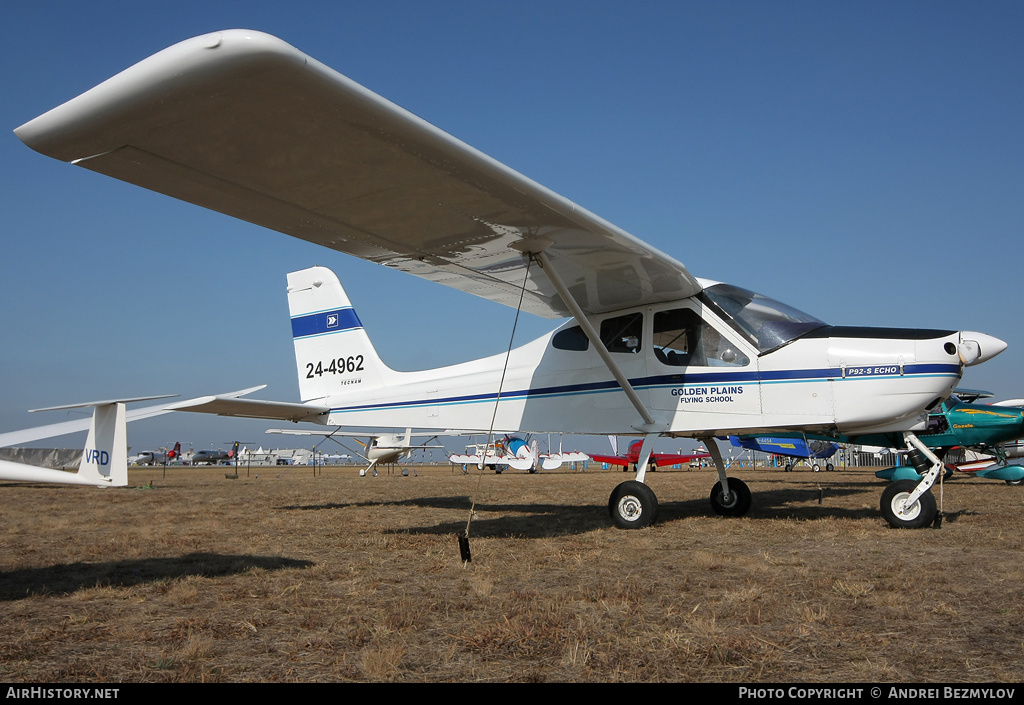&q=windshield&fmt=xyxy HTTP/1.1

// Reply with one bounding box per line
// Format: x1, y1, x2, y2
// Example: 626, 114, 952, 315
698, 283, 828, 353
